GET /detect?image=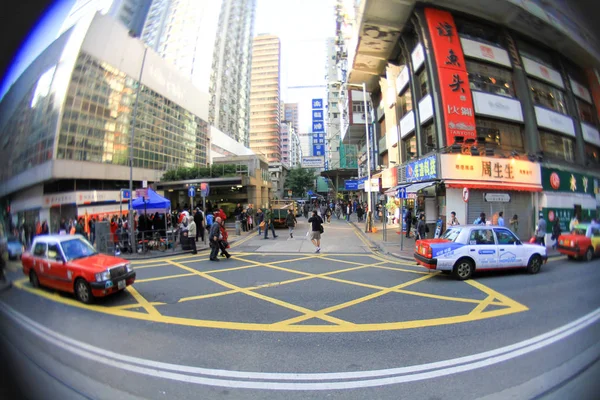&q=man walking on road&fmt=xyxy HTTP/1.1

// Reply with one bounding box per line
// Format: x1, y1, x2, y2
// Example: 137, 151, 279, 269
286, 209, 297, 238
194, 208, 204, 242
263, 205, 278, 239
536, 212, 547, 246
188, 216, 197, 254
209, 217, 222, 261
308, 210, 324, 253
